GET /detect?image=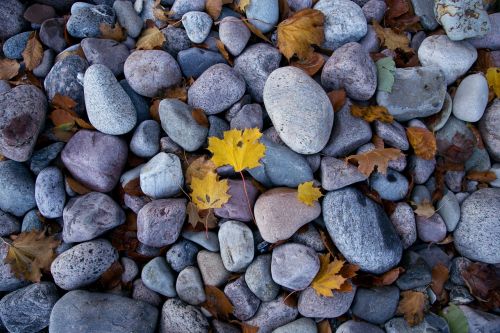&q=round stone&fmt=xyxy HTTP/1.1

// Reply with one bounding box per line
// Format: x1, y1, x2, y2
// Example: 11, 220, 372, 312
139, 152, 184, 199
130, 120, 161, 158
245, 255, 280, 302
176, 266, 206, 305
181, 11, 212, 44
452, 73, 489, 122
141, 257, 176, 297
271, 243, 320, 290
35, 166, 65, 218
0, 160, 36, 217
219, 17, 251, 56
218, 220, 254, 272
